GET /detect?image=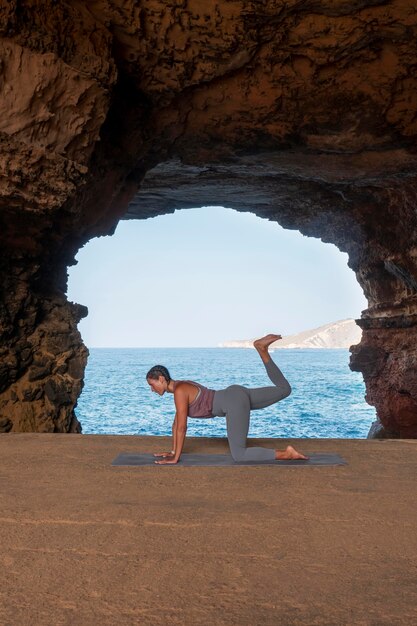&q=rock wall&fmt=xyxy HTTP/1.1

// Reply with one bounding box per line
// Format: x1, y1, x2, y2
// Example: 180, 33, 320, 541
1, 1, 417, 435
0, 257, 88, 433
